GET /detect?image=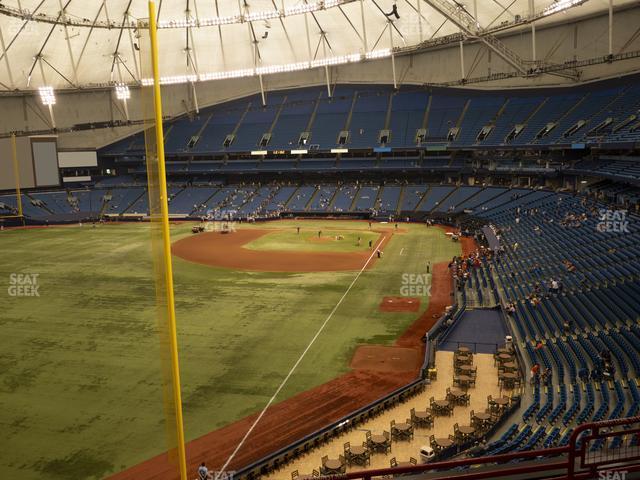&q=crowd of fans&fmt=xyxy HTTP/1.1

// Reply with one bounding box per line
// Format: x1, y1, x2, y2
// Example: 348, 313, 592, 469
448, 246, 497, 292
